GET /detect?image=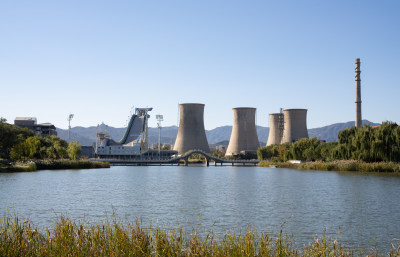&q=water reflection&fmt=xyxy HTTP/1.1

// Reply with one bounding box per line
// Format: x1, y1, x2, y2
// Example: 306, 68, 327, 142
1, 166, 399, 251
